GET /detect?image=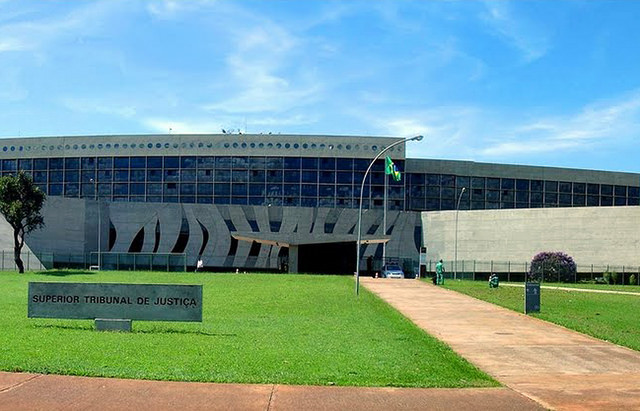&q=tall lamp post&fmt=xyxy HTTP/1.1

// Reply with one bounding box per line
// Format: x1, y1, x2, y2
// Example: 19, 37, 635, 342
90, 178, 101, 269
454, 187, 466, 280
355, 135, 424, 295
